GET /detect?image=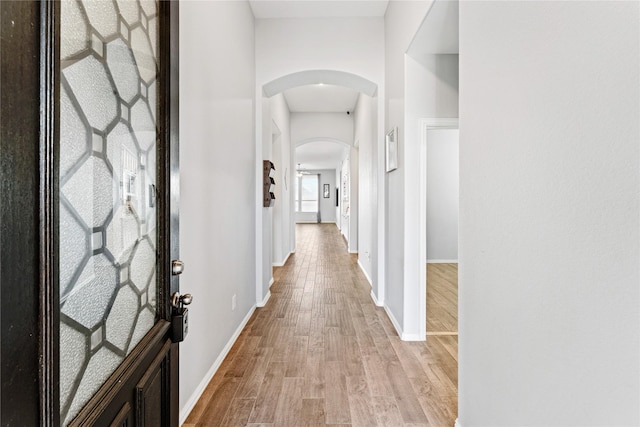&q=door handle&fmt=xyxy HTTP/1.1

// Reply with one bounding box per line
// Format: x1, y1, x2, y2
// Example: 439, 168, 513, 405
171, 292, 193, 308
